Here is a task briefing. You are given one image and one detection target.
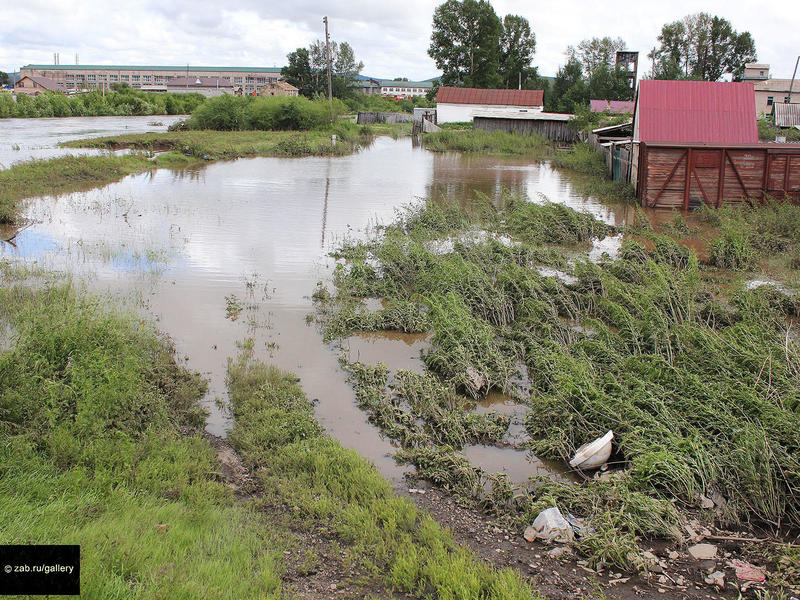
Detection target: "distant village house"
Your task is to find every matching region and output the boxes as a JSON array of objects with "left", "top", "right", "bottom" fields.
[
  {"left": 258, "top": 80, "right": 299, "bottom": 97},
  {"left": 742, "top": 63, "right": 800, "bottom": 118},
  {"left": 14, "top": 75, "right": 65, "bottom": 96}
]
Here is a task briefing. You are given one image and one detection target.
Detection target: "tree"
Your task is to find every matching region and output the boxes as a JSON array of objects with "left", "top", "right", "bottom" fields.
[
  {"left": 587, "top": 63, "right": 632, "bottom": 101},
  {"left": 547, "top": 58, "right": 587, "bottom": 112},
  {"left": 285, "top": 39, "right": 363, "bottom": 99},
  {"left": 648, "top": 13, "right": 756, "bottom": 81},
  {"left": 567, "top": 37, "right": 626, "bottom": 79},
  {"left": 281, "top": 48, "right": 315, "bottom": 98},
  {"left": 332, "top": 41, "right": 364, "bottom": 98},
  {"left": 498, "top": 14, "right": 536, "bottom": 89},
  {"left": 428, "top": 0, "right": 503, "bottom": 88},
  {"left": 0, "top": 71, "right": 9, "bottom": 87}
]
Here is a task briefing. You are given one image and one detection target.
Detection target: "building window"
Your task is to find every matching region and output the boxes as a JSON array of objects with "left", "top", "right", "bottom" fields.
[
  {"left": 155, "top": 75, "right": 164, "bottom": 82},
  {"left": 131, "top": 75, "right": 140, "bottom": 82},
  {"left": 143, "top": 75, "right": 152, "bottom": 82},
  {"left": 234, "top": 77, "right": 242, "bottom": 83},
  {"left": 66, "top": 74, "right": 74, "bottom": 81},
  {"left": 109, "top": 75, "right": 118, "bottom": 82},
  {"left": 120, "top": 75, "right": 129, "bottom": 81},
  {"left": 760, "top": 71, "right": 765, "bottom": 77},
  {"left": 785, "top": 96, "right": 791, "bottom": 103},
  {"left": 767, "top": 96, "right": 774, "bottom": 106},
  {"left": 87, "top": 75, "right": 96, "bottom": 82}
]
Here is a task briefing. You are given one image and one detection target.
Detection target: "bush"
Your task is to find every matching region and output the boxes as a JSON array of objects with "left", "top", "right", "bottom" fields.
[{"left": 185, "top": 95, "right": 345, "bottom": 131}]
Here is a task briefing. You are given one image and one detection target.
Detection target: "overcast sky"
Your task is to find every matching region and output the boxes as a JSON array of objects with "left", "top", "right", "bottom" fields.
[{"left": 1, "top": 0, "right": 798, "bottom": 81}]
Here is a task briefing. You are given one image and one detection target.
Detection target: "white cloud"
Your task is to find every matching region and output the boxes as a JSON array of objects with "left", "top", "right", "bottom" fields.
[{"left": 0, "top": 0, "right": 797, "bottom": 80}]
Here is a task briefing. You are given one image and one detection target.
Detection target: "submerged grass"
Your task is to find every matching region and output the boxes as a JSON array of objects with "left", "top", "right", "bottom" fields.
[
  {"left": 318, "top": 192, "right": 800, "bottom": 570},
  {"left": 0, "top": 154, "right": 154, "bottom": 223},
  {"left": 227, "top": 341, "right": 542, "bottom": 599}
]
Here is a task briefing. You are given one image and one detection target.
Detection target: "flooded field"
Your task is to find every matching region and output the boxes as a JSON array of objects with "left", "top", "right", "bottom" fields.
[
  {"left": 2, "top": 135, "right": 645, "bottom": 486},
  {"left": 0, "top": 114, "right": 185, "bottom": 169}
]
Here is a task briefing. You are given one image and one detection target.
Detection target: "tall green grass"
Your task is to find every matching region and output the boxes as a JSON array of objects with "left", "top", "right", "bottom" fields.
[
  {"left": 423, "top": 129, "right": 553, "bottom": 157},
  {"left": 0, "top": 269, "right": 283, "bottom": 598}
]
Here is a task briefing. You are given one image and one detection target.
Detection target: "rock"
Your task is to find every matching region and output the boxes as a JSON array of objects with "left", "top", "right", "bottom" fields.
[
  {"left": 524, "top": 507, "right": 574, "bottom": 544},
  {"left": 688, "top": 543, "right": 718, "bottom": 560},
  {"left": 732, "top": 559, "right": 766, "bottom": 582},
  {"left": 547, "top": 546, "right": 573, "bottom": 559},
  {"left": 704, "top": 571, "right": 725, "bottom": 590},
  {"left": 698, "top": 494, "right": 715, "bottom": 509},
  {"left": 658, "top": 575, "right": 669, "bottom": 585},
  {"left": 668, "top": 551, "right": 680, "bottom": 560}
]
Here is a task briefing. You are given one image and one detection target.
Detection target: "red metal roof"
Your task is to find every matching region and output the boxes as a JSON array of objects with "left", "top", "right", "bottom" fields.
[
  {"left": 436, "top": 86, "right": 544, "bottom": 107},
  {"left": 636, "top": 80, "right": 757, "bottom": 144},
  {"left": 590, "top": 99, "right": 634, "bottom": 114}
]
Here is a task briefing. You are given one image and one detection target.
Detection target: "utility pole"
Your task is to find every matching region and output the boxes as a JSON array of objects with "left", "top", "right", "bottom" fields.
[
  {"left": 323, "top": 16, "right": 334, "bottom": 123},
  {"left": 788, "top": 55, "right": 799, "bottom": 104}
]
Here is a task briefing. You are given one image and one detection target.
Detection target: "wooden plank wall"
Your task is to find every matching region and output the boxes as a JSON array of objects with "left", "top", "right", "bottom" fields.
[
  {"left": 473, "top": 117, "right": 577, "bottom": 143},
  {"left": 356, "top": 111, "right": 413, "bottom": 125},
  {"left": 640, "top": 145, "right": 800, "bottom": 208}
]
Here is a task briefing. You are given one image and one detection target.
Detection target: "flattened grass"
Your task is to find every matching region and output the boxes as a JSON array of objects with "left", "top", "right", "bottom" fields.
[{"left": 318, "top": 192, "right": 800, "bottom": 570}]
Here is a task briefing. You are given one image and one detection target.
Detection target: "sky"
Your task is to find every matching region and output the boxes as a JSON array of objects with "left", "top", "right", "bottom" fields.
[{"left": 1, "top": 0, "right": 798, "bottom": 82}]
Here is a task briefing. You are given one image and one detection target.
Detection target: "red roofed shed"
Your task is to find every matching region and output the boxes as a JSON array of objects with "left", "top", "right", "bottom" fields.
[
  {"left": 634, "top": 80, "right": 757, "bottom": 144},
  {"left": 632, "top": 80, "right": 800, "bottom": 209},
  {"left": 435, "top": 86, "right": 544, "bottom": 123}
]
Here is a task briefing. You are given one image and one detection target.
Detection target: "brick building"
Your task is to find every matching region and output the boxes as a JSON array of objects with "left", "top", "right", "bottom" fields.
[{"left": 19, "top": 65, "right": 282, "bottom": 94}]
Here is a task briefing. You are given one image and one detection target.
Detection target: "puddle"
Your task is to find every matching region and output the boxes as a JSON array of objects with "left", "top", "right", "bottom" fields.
[
  {"left": 341, "top": 331, "right": 430, "bottom": 373},
  {"left": 463, "top": 444, "right": 574, "bottom": 486},
  {"left": 2, "top": 136, "right": 644, "bottom": 484}
]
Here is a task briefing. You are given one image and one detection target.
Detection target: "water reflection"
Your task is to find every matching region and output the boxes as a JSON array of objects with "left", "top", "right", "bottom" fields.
[
  {"left": 3, "top": 136, "right": 636, "bottom": 484},
  {"left": 0, "top": 115, "right": 185, "bottom": 169}
]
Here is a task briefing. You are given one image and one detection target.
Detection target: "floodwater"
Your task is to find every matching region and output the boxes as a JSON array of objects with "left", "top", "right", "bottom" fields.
[
  {"left": 0, "top": 114, "right": 185, "bottom": 169},
  {"left": 1, "top": 134, "right": 637, "bottom": 486}
]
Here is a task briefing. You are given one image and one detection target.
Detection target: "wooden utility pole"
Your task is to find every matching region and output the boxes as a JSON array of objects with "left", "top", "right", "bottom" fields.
[{"left": 323, "top": 16, "right": 334, "bottom": 123}]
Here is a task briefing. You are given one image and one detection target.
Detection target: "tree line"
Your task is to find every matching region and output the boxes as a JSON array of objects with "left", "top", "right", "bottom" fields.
[{"left": 427, "top": 1, "right": 758, "bottom": 113}]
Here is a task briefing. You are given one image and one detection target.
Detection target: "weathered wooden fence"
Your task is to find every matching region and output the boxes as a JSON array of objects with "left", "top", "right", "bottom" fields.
[
  {"left": 473, "top": 116, "right": 577, "bottom": 143},
  {"left": 356, "top": 111, "right": 413, "bottom": 125}
]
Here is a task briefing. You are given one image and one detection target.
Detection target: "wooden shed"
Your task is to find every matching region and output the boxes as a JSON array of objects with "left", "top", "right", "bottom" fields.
[
  {"left": 631, "top": 80, "right": 800, "bottom": 208},
  {"left": 637, "top": 143, "right": 800, "bottom": 208},
  {"left": 473, "top": 110, "right": 576, "bottom": 142}
]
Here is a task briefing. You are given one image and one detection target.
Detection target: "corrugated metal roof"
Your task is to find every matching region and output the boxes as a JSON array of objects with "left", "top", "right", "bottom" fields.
[
  {"left": 636, "top": 80, "right": 757, "bottom": 144},
  {"left": 22, "top": 64, "right": 282, "bottom": 73},
  {"left": 436, "top": 86, "right": 543, "bottom": 107},
  {"left": 473, "top": 108, "right": 571, "bottom": 121},
  {"left": 590, "top": 99, "right": 634, "bottom": 114},
  {"left": 773, "top": 103, "right": 800, "bottom": 128}
]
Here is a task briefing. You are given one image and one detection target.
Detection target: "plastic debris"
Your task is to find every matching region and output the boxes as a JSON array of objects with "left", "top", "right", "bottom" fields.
[
  {"left": 569, "top": 430, "right": 614, "bottom": 471},
  {"left": 732, "top": 559, "right": 766, "bottom": 582},
  {"left": 524, "top": 507, "right": 574, "bottom": 544}
]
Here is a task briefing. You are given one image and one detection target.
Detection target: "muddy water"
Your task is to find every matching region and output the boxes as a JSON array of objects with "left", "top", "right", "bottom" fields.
[
  {"left": 0, "top": 115, "right": 185, "bottom": 169},
  {"left": 2, "top": 137, "right": 635, "bottom": 485}
]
